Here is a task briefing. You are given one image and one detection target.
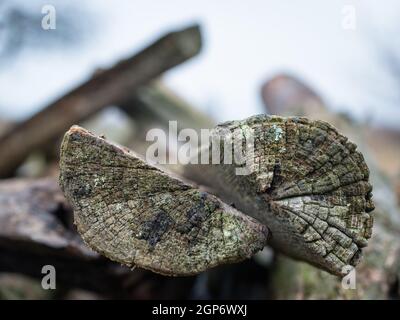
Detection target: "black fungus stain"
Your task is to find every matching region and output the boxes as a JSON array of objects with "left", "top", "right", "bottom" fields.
[
  {"left": 266, "top": 161, "right": 282, "bottom": 194},
  {"left": 138, "top": 210, "right": 174, "bottom": 249},
  {"left": 176, "top": 192, "right": 219, "bottom": 239},
  {"left": 73, "top": 184, "right": 92, "bottom": 198}
]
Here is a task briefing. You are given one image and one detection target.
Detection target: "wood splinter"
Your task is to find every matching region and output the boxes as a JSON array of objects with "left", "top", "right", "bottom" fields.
[{"left": 59, "top": 126, "right": 269, "bottom": 276}]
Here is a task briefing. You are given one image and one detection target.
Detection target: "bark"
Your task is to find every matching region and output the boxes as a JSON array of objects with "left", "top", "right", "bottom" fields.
[
  {"left": 183, "top": 115, "right": 374, "bottom": 276},
  {"left": 0, "top": 24, "right": 202, "bottom": 178},
  {"left": 59, "top": 126, "right": 269, "bottom": 276}
]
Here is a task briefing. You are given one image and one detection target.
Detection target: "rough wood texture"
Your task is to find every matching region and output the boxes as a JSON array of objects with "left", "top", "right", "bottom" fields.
[
  {"left": 261, "top": 74, "right": 399, "bottom": 299},
  {"left": 184, "top": 115, "right": 374, "bottom": 276},
  {"left": 0, "top": 24, "right": 202, "bottom": 178},
  {"left": 271, "top": 217, "right": 400, "bottom": 299},
  {"left": 59, "top": 126, "right": 269, "bottom": 276},
  {"left": 0, "top": 178, "right": 202, "bottom": 298}
]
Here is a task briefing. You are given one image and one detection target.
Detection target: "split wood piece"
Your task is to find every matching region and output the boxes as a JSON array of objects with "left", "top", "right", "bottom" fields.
[
  {"left": 183, "top": 115, "right": 374, "bottom": 276},
  {"left": 0, "top": 24, "right": 202, "bottom": 178},
  {"left": 59, "top": 126, "right": 269, "bottom": 276}
]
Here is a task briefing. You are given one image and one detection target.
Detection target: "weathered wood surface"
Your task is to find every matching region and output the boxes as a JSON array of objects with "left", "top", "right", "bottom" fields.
[
  {"left": 0, "top": 177, "right": 200, "bottom": 298},
  {"left": 0, "top": 25, "right": 202, "bottom": 178},
  {"left": 59, "top": 114, "right": 374, "bottom": 277},
  {"left": 59, "top": 126, "right": 269, "bottom": 276},
  {"left": 184, "top": 115, "right": 374, "bottom": 276},
  {"left": 261, "top": 74, "right": 399, "bottom": 299}
]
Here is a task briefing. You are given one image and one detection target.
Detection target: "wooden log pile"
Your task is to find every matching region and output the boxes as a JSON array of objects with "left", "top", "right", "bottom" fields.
[{"left": 0, "top": 25, "right": 397, "bottom": 299}]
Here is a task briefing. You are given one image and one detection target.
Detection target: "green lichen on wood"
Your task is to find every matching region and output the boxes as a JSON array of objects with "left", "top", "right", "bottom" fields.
[
  {"left": 60, "top": 113, "right": 375, "bottom": 277},
  {"left": 184, "top": 115, "right": 374, "bottom": 276},
  {"left": 59, "top": 126, "right": 269, "bottom": 276}
]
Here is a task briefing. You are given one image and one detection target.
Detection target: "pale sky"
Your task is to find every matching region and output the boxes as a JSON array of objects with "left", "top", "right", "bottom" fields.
[{"left": 0, "top": 0, "right": 399, "bottom": 128}]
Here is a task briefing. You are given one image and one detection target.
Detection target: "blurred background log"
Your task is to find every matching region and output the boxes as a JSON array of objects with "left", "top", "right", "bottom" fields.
[
  {"left": 120, "top": 80, "right": 214, "bottom": 132},
  {"left": 118, "top": 79, "right": 215, "bottom": 170},
  {"left": 0, "top": 178, "right": 123, "bottom": 295},
  {"left": 34, "top": 79, "right": 215, "bottom": 174},
  {"left": 0, "top": 24, "right": 202, "bottom": 178}
]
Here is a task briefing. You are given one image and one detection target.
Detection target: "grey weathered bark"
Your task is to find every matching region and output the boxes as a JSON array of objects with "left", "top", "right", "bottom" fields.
[
  {"left": 0, "top": 24, "right": 202, "bottom": 178},
  {"left": 183, "top": 115, "right": 374, "bottom": 276},
  {"left": 59, "top": 126, "right": 269, "bottom": 276}
]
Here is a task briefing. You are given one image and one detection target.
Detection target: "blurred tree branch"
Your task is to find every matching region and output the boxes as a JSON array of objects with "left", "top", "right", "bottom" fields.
[{"left": 0, "top": 24, "right": 202, "bottom": 178}]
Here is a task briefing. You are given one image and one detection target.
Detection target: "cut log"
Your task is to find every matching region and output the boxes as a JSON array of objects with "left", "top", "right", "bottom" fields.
[
  {"left": 183, "top": 115, "right": 374, "bottom": 276},
  {"left": 59, "top": 126, "right": 269, "bottom": 276},
  {"left": 0, "top": 24, "right": 202, "bottom": 178},
  {"left": 59, "top": 114, "right": 374, "bottom": 277},
  {"left": 261, "top": 74, "right": 399, "bottom": 299}
]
